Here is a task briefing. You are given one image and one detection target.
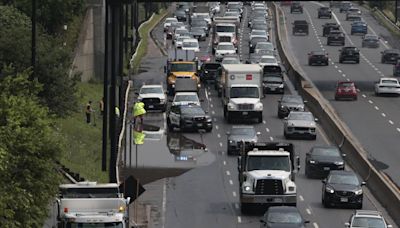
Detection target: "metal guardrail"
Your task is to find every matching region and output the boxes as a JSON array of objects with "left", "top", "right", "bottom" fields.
[{"left": 272, "top": 3, "right": 400, "bottom": 226}]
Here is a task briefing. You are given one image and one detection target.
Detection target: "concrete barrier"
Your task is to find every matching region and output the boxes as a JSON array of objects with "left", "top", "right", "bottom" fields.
[{"left": 271, "top": 3, "right": 400, "bottom": 225}]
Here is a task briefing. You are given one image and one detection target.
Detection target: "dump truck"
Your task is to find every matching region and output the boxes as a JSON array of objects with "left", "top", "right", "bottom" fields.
[
  {"left": 238, "top": 142, "right": 300, "bottom": 214},
  {"left": 165, "top": 48, "right": 200, "bottom": 95},
  {"left": 212, "top": 16, "right": 240, "bottom": 52}
]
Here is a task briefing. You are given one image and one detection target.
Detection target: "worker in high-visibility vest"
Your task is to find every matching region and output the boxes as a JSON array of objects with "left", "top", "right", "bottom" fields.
[
  {"left": 133, "top": 102, "right": 146, "bottom": 124},
  {"left": 133, "top": 123, "right": 145, "bottom": 145}
]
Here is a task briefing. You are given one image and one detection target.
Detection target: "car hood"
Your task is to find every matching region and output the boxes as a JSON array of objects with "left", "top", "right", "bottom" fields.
[
  {"left": 287, "top": 120, "right": 316, "bottom": 127},
  {"left": 311, "top": 155, "right": 343, "bottom": 163},
  {"left": 217, "top": 32, "right": 234, "bottom": 37},
  {"left": 248, "top": 170, "right": 290, "bottom": 180},
  {"left": 182, "top": 113, "right": 207, "bottom": 118},
  {"left": 329, "top": 183, "right": 360, "bottom": 192},
  {"left": 139, "top": 93, "right": 165, "bottom": 99},
  {"left": 216, "top": 50, "right": 236, "bottom": 54},
  {"left": 191, "top": 31, "right": 205, "bottom": 35},
  {"left": 281, "top": 102, "right": 304, "bottom": 108}
]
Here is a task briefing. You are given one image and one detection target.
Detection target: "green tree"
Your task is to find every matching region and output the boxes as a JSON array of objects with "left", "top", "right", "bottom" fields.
[
  {"left": 1, "top": 0, "right": 84, "bottom": 35},
  {"left": 0, "top": 5, "right": 78, "bottom": 117},
  {"left": 0, "top": 69, "right": 63, "bottom": 227}
]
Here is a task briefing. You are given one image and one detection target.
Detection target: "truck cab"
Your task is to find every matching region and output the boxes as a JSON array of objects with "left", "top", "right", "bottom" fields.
[
  {"left": 238, "top": 142, "right": 299, "bottom": 214},
  {"left": 221, "top": 64, "right": 263, "bottom": 123}
]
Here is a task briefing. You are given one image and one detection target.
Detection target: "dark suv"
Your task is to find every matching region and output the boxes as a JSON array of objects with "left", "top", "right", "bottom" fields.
[
  {"left": 339, "top": 47, "right": 360, "bottom": 64},
  {"left": 322, "top": 170, "right": 365, "bottom": 209},
  {"left": 167, "top": 105, "right": 213, "bottom": 132},
  {"left": 318, "top": 6, "right": 332, "bottom": 18},
  {"left": 290, "top": 2, "right": 303, "bottom": 13},
  {"left": 199, "top": 62, "right": 221, "bottom": 83},
  {"left": 323, "top": 23, "right": 340, "bottom": 36},
  {"left": 381, "top": 49, "right": 400, "bottom": 64},
  {"left": 394, "top": 60, "right": 400, "bottom": 77},
  {"left": 327, "top": 30, "right": 345, "bottom": 46},
  {"left": 292, "top": 20, "right": 308, "bottom": 35}
]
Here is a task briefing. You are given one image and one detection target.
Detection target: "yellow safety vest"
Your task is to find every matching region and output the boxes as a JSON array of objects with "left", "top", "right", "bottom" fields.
[{"left": 133, "top": 102, "right": 146, "bottom": 117}]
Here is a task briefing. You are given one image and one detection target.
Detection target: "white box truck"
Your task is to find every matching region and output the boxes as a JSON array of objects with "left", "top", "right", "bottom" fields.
[{"left": 221, "top": 64, "right": 263, "bottom": 123}]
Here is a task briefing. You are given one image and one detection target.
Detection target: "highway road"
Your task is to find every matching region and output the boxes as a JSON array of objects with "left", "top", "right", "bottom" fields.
[
  {"left": 122, "top": 2, "right": 398, "bottom": 228},
  {"left": 281, "top": 1, "right": 400, "bottom": 187}
]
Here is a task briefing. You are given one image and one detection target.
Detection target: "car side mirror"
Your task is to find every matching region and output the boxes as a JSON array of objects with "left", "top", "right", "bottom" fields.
[
  {"left": 315, "top": 118, "right": 319, "bottom": 122},
  {"left": 339, "top": 50, "right": 342, "bottom": 52},
  {"left": 342, "top": 153, "right": 347, "bottom": 157},
  {"left": 200, "top": 99, "right": 205, "bottom": 102},
  {"left": 322, "top": 180, "right": 326, "bottom": 184},
  {"left": 345, "top": 222, "right": 350, "bottom": 227},
  {"left": 256, "top": 132, "right": 261, "bottom": 136},
  {"left": 304, "top": 220, "right": 310, "bottom": 224},
  {"left": 284, "top": 117, "right": 288, "bottom": 120},
  {"left": 361, "top": 181, "right": 366, "bottom": 186},
  {"left": 260, "top": 219, "right": 266, "bottom": 225},
  {"left": 387, "top": 225, "right": 393, "bottom": 228}
]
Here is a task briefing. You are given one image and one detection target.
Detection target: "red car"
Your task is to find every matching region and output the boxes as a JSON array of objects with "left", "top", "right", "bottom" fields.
[{"left": 335, "top": 81, "right": 357, "bottom": 100}]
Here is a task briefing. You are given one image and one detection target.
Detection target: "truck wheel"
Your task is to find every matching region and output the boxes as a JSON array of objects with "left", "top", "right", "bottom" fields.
[
  {"left": 167, "top": 119, "right": 174, "bottom": 132},
  {"left": 218, "top": 90, "right": 222, "bottom": 97},
  {"left": 308, "top": 60, "right": 312, "bottom": 66},
  {"left": 356, "top": 203, "right": 363, "bottom": 209},
  {"left": 311, "top": 135, "right": 317, "bottom": 140},
  {"left": 339, "top": 58, "right": 343, "bottom": 63},
  {"left": 257, "top": 114, "right": 263, "bottom": 123},
  {"left": 284, "top": 131, "right": 289, "bottom": 139},
  {"left": 356, "top": 59, "right": 360, "bottom": 64}
]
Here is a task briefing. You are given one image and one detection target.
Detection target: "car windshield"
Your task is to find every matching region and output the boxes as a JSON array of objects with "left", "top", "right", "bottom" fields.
[
  {"left": 176, "top": 29, "right": 188, "bottom": 35},
  {"left": 216, "top": 26, "right": 235, "bottom": 33},
  {"left": 312, "top": 147, "right": 340, "bottom": 157},
  {"left": 267, "top": 212, "right": 302, "bottom": 224},
  {"left": 225, "top": 12, "right": 239, "bottom": 17},
  {"left": 218, "top": 44, "right": 234, "bottom": 50},
  {"left": 204, "top": 63, "right": 221, "bottom": 70},
  {"left": 289, "top": 112, "right": 313, "bottom": 121},
  {"left": 222, "top": 58, "right": 240, "bottom": 64},
  {"left": 230, "top": 87, "right": 259, "bottom": 98},
  {"left": 165, "top": 18, "right": 177, "bottom": 23},
  {"left": 260, "top": 58, "right": 277, "bottom": 64},
  {"left": 352, "top": 217, "right": 386, "bottom": 228},
  {"left": 248, "top": 156, "right": 290, "bottom": 171},
  {"left": 257, "top": 43, "right": 273, "bottom": 50},
  {"left": 282, "top": 96, "right": 303, "bottom": 103},
  {"left": 181, "top": 106, "right": 204, "bottom": 115},
  {"left": 328, "top": 174, "right": 359, "bottom": 185},
  {"left": 170, "top": 63, "right": 196, "bottom": 72},
  {"left": 183, "top": 41, "right": 198, "bottom": 48},
  {"left": 192, "top": 20, "right": 207, "bottom": 27},
  {"left": 364, "top": 35, "right": 378, "bottom": 40},
  {"left": 177, "top": 36, "right": 190, "bottom": 42},
  {"left": 252, "top": 31, "right": 267, "bottom": 36},
  {"left": 339, "top": 82, "right": 354, "bottom": 88},
  {"left": 174, "top": 94, "right": 199, "bottom": 102},
  {"left": 191, "top": 28, "right": 204, "bottom": 33},
  {"left": 382, "top": 79, "right": 398, "bottom": 84},
  {"left": 140, "top": 87, "right": 163, "bottom": 94},
  {"left": 231, "top": 127, "right": 255, "bottom": 136}
]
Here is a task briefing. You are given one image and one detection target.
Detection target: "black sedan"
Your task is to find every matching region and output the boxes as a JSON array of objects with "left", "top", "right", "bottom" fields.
[
  {"left": 190, "top": 27, "right": 206, "bottom": 41},
  {"left": 381, "top": 49, "right": 400, "bottom": 64},
  {"left": 308, "top": 51, "right": 329, "bottom": 66},
  {"left": 305, "top": 146, "right": 345, "bottom": 178},
  {"left": 167, "top": 105, "right": 212, "bottom": 132},
  {"left": 260, "top": 206, "right": 309, "bottom": 228},
  {"left": 277, "top": 95, "right": 305, "bottom": 119},
  {"left": 322, "top": 170, "right": 365, "bottom": 209},
  {"left": 226, "top": 125, "right": 259, "bottom": 155},
  {"left": 199, "top": 62, "right": 221, "bottom": 83},
  {"left": 249, "top": 37, "right": 269, "bottom": 54},
  {"left": 174, "top": 10, "right": 187, "bottom": 22}
]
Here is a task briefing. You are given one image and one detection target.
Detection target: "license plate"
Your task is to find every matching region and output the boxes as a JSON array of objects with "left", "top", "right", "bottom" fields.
[
  {"left": 272, "top": 198, "right": 283, "bottom": 203},
  {"left": 270, "top": 88, "right": 276, "bottom": 91},
  {"left": 148, "top": 105, "right": 154, "bottom": 108},
  {"left": 340, "top": 197, "right": 348, "bottom": 202},
  {"left": 197, "top": 123, "right": 203, "bottom": 127},
  {"left": 242, "top": 111, "right": 248, "bottom": 115},
  {"left": 324, "top": 167, "right": 330, "bottom": 171}
]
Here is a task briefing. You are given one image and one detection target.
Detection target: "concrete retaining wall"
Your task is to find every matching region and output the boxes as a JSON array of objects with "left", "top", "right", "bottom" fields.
[{"left": 271, "top": 3, "right": 400, "bottom": 225}]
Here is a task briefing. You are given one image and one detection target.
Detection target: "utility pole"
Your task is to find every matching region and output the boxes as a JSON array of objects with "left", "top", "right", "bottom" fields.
[
  {"left": 102, "top": 0, "right": 109, "bottom": 172},
  {"left": 31, "top": 0, "right": 36, "bottom": 79}
]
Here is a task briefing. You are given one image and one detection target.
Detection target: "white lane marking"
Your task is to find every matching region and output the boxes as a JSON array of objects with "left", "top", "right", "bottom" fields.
[
  {"left": 313, "top": 222, "right": 320, "bottom": 228},
  {"left": 299, "top": 195, "right": 304, "bottom": 201},
  {"left": 237, "top": 216, "right": 242, "bottom": 223},
  {"left": 362, "top": 94, "right": 367, "bottom": 98},
  {"left": 334, "top": 65, "right": 338, "bottom": 68},
  {"left": 397, "top": 128, "right": 400, "bottom": 132},
  {"left": 229, "top": 179, "right": 233, "bottom": 185},
  {"left": 210, "top": 104, "right": 214, "bottom": 108},
  {"left": 213, "top": 118, "right": 217, "bottom": 121},
  {"left": 216, "top": 125, "right": 219, "bottom": 130},
  {"left": 374, "top": 106, "right": 379, "bottom": 110},
  {"left": 212, "top": 110, "right": 215, "bottom": 115},
  {"left": 382, "top": 113, "right": 386, "bottom": 117},
  {"left": 232, "top": 191, "right": 237, "bottom": 197},
  {"left": 217, "top": 134, "right": 221, "bottom": 138},
  {"left": 226, "top": 170, "right": 231, "bottom": 176},
  {"left": 346, "top": 78, "right": 350, "bottom": 81},
  {"left": 389, "top": 120, "right": 394, "bottom": 125},
  {"left": 235, "top": 203, "right": 239, "bottom": 209},
  {"left": 163, "top": 112, "right": 167, "bottom": 130},
  {"left": 263, "top": 120, "right": 267, "bottom": 124},
  {"left": 269, "top": 136, "right": 274, "bottom": 141},
  {"left": 266, "top": 128, "right": 270, "bottom": 132},
  {"left": 342, "top": 73, "right": 346, "bottom": 77},
  {"left": 161, "top": 179, "right": 167, "bottom": 228},
  {"left": 368, "top": 100, "right": 373, "bottom": 104},
  {"left": 306, "top": 208, "right": 312, "bottom": 215},
  {"left": 338, "top": 69, "right": 342, "bottom": 73},
  {"left": 223, "top": 160, "right": 226, "bottom": 165},
  {"left": 219, "top": 142, "right": 223, "bottom": 147}
]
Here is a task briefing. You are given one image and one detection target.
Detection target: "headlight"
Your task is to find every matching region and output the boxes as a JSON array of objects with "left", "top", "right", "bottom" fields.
[
  {"left": 309, "top": 160, "right": 316, "bottom": 164},
  {"left": 278, "top": 84, "right": 284, "bottom": 88},
  {"left": 334, "top": 161, "right": 344, "bottom": 165},
  {"left": 137, "top": 97, "right": 143, "bottom": 101},
  {"left": 244, "top": 186, "right": 251, "bottom": 191},
  {"left": 204, "top": 70, "right": 208, "bottom": 73},
  {"left": 228, "top": 103, "right": 235, "bottom": 109},
  {"left": 288, "top": 186, "right": 295, "bottom": 192},
  {"left": 325, "top": 186, "right": 335, "bottom": 193},
  {"left": 255, "top": 103, "right": 263, "bottom": 110},
  {"left": 229, "top": 140, "right": 234, "bottom": 144},
  {"left": 206, "top": 116, "right": 212, "bottom": 122},
  {"left": 280, "top": 105, "right": 285, "bottom": 109},
  {"left": 242, "top": 183, "right": 253, "bottom": 193},
  {"left": 355, "top": 188, "right": 363, "bottom": 195},
  {"left": 171, "top": 84, "right": 175, "bottom": 88},
  {"left": 160, "top": 98, "right": 165, "bottom": 103}
]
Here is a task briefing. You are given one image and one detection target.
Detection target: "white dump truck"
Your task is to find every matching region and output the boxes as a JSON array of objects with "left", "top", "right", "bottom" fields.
[
  {"left": 56, "top": 181, "right": 134, "bottom": 228},
  {"left": 221, "top": 64, "right": 263, "bottom": 123}
]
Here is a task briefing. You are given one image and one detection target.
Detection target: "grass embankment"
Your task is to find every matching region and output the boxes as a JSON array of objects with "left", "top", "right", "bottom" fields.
[
  {"left": 131, "top": 9, "right": 167, "bottom": 73},
  {"left": 371, "top": 9, "right": 400, "bottom": 38},
  {"left": 57, "top": 82, "right": 109, "bottom": 183}
]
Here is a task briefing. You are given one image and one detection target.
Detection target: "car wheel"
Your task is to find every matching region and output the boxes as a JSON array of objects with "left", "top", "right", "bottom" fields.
[
  {"left": 325, "top": 61, "right": 329, "bottom": 66},
  {"left": 356, "top": 59, "right": 360, "bottom": 64},
  {"left": 327, "top": 41, "right": 330, "bottom": 46},
  {"left": 241, "top": 203, "right": 252, "bottom": 214},
  {"left": 308, "top": 60, "right": 312, "bottom": 66},
  {"left": 354, "top": 96, "right": 358, "bottom": 101},
  {"left": 335, "top": 96, "right": 339, "bottom": 101},
  {"left": 218, "top": 90, "right": 222, "bottom": 97},
  {"left": 356, "top": 203, "right": 363, "bottom": 209},
  {"left": 381, "top": 58, "right": 385, "bottom": 64},
  {"left": 339, "top": 58, "right": 343, "bottom": 63},
  {"left": 311, "top": 135, "right": 317, "bottom": 140},
  {"left": 305, "top": 167, "right": 311, "bottom": 178},
  {"left": 167, "top": 119, "right": 174, "bottom": 132},
  {"left": 323, "top": 197, "right": 330, "bottom": 208},
  {"left": 258, "top": 114, "right": 263, "bottom": 123},
  {"left": 278, "top": 113, "right": 284, "bottom": 119},
  {"left": 329, "top": 16, "right": 332, "bottom": 19},
  {"left": 284, "top": 131, "right": 289, "bottom": 139}
]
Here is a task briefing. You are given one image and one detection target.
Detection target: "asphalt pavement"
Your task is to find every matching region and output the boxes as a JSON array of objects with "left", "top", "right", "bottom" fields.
[{"left": 121, "top": 2, "right": 398, "bottom": 228}]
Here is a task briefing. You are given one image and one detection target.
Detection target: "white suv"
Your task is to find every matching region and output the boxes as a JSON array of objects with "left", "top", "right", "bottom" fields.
[
  {"left": 345, "top": 210, "right": 393, "bottom": 228},
  {"left": 137, "top": 84, "right": 167, "bottom": 112}
]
